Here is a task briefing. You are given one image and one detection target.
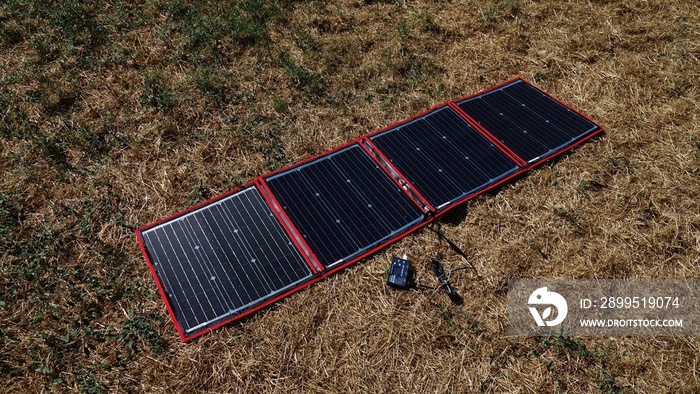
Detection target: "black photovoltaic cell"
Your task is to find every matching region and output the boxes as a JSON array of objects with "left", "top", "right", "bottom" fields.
[
  {"left": 264, "top": 144, "right": 424, "bottom": 268},
  {"left": 370, "top": 106, "right": 520, "bottom": 210},
  {"left": 139, "top": 186, "right": 313, "bottom": 335},
  {"left": 457, "top": 79, "right": 599, "bottom": 163}
]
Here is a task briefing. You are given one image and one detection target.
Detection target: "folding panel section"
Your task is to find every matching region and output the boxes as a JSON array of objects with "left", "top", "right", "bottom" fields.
[
  {"left": 263, "top": 144, "right": 425, "bottom": 269},
  {"left": 368, "top": 106, "right": 521, "bottom": 210},
  {"left": 456, "top": 79, "right": 601, "bottom": 163},
  {"left": 137, "top": 186, "right": 314, "bottom": 339}
]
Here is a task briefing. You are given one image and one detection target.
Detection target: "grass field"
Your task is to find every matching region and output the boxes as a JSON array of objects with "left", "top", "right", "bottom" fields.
[{"left": 1, "top": 0, "right": 699, "bottom": 392}]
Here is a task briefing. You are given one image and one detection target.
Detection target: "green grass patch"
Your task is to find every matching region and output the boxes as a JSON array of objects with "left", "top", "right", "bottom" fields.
[
  {"left": 141, "top": 72, "right": 175, "bottom": 112},
  {"left": 279, "top": 51, "right": 329, "bottom": 102}
]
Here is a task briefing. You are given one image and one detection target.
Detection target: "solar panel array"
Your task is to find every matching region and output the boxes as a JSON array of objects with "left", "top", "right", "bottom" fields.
[{"left": 136, "top": 77, "right": 602, "bottom": 341}]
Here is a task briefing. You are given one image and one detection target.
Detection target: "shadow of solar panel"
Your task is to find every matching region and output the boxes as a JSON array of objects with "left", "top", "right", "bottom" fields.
[
  {"left": 369, "top": 106, "right": 521, "bottom": 210},
  {"left": 138, "top": 186, "right": 313, "bottom": 336},
  {"left": 456, "top": 79, "right": 601, "bottom": 163},
  {"left": 264, "top": 144, "right": 424, "bottom": 268}
]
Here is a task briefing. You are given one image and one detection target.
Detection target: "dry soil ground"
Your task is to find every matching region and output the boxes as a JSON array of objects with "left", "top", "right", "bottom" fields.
[{"left": 1, "top": 0, "right": 699, "bottom": 392}]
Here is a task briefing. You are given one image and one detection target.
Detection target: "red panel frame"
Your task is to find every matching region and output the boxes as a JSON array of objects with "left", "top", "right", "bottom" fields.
[
  {"left": 255, "top": 178, "right": 322, "bottom": 275},
  {"left": 135, "top": 77, "right": 604, "bottom": 341},
  {"left": 447, "top": 101, "right": 528, "bottom": 167},
  {"left": 358, "top": 139, "right": 435, "bottom": 213}
]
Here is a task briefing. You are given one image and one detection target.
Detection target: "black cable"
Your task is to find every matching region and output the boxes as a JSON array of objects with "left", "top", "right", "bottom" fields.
[
  {"left": 424, "top": 222, "right": 483, "bottom": 304},
  {"left": 391, "top": 223, "right": 477, "bottom": 303},
  {"left": 426, "top": 223, "right": 480, "bottom": 277},
  {"left": 431, "top": 259, "right": 463, "bottom": 305}
]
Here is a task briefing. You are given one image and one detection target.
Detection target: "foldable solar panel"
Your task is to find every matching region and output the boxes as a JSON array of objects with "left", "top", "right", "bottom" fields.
[
  {"left": 367, "top": 105, "right": 521, "bottom": 211},
  {"left": 263, "top": 144, "right": 425, "bottom": 269},
  {"left": 137, "top": 186, "right": 314, "bottom": 336},
  {"left": 456, "top": 79, "right": 600, "bottom": 164},
  {"left": 136, "top": 77, "right": 603, "bottom": 341}
]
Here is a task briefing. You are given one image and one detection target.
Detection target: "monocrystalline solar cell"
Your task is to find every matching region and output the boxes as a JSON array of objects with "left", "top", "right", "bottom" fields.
[
  {"left": 456, "top": 79, "right": 600, "bottom": 163},
  {"left": 139, "top": 186, "right": 313, "bottom": 336},
  {"left": 264, "top": 144, "right": 424, "bottom": 268},
  {"left": 369, "top": 106, "right": 520, "bottom": 210}
]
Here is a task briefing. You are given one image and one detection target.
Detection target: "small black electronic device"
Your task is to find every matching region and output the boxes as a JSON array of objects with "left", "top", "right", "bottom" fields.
[{"left": 387, "top": 257, "right": 414, "bottom": 290}]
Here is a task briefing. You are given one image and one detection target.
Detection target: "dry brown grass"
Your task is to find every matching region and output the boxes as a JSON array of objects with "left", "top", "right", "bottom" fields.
[{"left": 1, "top": 0, "right": 699, "bottom": 392}]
